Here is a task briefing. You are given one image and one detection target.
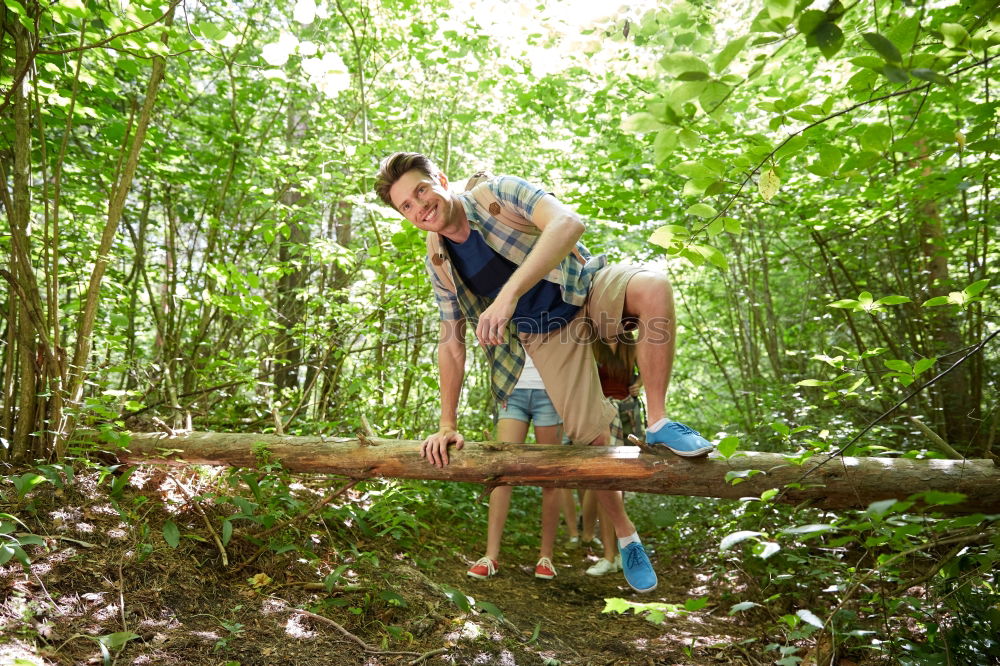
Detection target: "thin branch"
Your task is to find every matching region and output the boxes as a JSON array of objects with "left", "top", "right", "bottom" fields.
[
  {"left": 287, "top": 607, "right": 423, "bottom": 657},
  {"left": 36, "top": 0, "right": 182, "bottom": 55}
]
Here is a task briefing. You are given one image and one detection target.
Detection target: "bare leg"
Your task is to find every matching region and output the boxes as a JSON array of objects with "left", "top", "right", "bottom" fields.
[
  {"left": 484, "top": 486, "right": 512, "bottom": 561},
  {"left": 559, "top": 490, "right": 579, "bottom": 539},
  {"left": 598, "top": 501, "right": 617, "bottom": 562},
  {"left": 623, "top": 272, "right": 675, "bottom": 425},
  {"left": 589, "top": 429, "right": 636, "bottom": 537},
  {"left": 535, "top": 424, "right": 563, "bottom": 560},
  {"left": 580, "top": 490, "right": 598, "bottom": 541},
  {"left": 485, "top": 419, "right": 530, "bottom": 561}
]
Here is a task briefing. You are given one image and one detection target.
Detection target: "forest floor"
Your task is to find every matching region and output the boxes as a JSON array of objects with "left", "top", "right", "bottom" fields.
[{"left": 0, "top": 464, "right": 848, "bottom": 665}]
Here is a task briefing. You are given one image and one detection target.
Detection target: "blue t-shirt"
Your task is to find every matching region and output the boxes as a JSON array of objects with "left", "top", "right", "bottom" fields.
[{"left": 444, "top": 230, "right": 580, "bottom": 333}]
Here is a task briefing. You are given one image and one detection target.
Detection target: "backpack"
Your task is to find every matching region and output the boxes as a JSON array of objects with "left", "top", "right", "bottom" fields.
[{"left": 425, "top": 172, "right": 584, "bottom": 294}]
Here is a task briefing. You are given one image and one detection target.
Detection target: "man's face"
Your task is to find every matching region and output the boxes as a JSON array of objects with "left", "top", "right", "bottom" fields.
[{"left": 388, "top": 169, "right": 454, "bottom": 233}]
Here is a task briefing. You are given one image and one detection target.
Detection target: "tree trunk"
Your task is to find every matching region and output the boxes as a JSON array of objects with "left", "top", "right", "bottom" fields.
[
  {"left": 99, "top": 431, "right": 1000, "bottom": 514},
  {"left": 59, "top": 6, "right": 175, "bottom": 456}
]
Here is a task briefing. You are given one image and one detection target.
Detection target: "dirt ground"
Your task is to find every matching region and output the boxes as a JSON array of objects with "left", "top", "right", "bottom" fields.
[{"left": 1, "top": 467, "right": 777, "bottom": 665}]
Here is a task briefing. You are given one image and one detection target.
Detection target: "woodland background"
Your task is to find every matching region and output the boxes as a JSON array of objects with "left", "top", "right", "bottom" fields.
[{"left": 1, "top": 0, "right": 998, "bottom": 664}]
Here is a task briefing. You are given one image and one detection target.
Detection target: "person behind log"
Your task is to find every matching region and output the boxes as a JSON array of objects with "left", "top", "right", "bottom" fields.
[
  {"left": 467, "top": 354, "right": 565, "bottom": 580},
  {"left": 374, "top": 152, "right": 714, "bottom": 593},
  {"left": 582, "top": 331, "right": 644, "bottom": 576}
]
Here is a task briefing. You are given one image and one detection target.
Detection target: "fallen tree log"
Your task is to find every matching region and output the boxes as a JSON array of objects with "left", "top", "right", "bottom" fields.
[{"left": 98, "top": 431, "right": 1000, "bottom": 514}]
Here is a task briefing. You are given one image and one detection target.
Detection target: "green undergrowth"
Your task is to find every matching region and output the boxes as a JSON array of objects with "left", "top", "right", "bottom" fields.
[{"left": 3, "top": 453, "right": 1000, "bottom": 665}]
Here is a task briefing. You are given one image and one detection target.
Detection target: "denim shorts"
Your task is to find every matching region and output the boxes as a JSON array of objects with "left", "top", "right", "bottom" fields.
[{"left": 497, "top": 388, "right": 563, "bottom": 427}]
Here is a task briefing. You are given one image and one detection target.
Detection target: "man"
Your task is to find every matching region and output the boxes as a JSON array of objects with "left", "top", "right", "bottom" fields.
[{"left": 374, "top": 152, "right": 713, "bottom": 593}]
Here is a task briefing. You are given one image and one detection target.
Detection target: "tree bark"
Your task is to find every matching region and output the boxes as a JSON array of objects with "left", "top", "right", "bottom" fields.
[
  {"left": 59, "top": 7, "right": 175, "bottom": 457},
  {"left": 97, "top": 431, "right": 1000, "bottom": 514}
]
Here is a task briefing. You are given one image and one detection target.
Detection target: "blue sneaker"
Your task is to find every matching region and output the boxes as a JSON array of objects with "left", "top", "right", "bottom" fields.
[
  {"left": 619, "top": 541, "right": 657, "bottom": 593},
  {"left": 646, "top": 420, "right": 714, "bottom": 458}
]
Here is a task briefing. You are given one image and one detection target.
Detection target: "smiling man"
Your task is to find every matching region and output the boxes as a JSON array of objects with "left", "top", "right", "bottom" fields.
[{"left": 374, "top": 152, "right": 713, "bottom": 593}]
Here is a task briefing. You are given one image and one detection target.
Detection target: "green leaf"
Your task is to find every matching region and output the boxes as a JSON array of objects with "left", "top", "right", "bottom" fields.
[
  {"left": 677, "top": 70, "right": 709, "bottom": 81},
  {"left": 963, "top": 279, "right": 990, "bottom": 297},
  {"left": 828, "top": 299, "right": 860, "bottom": 309},
  {"left": 163, "top": 520, "right": 180, "bottom": 548},
  {"left": 940, "top": 23, "right": 969, "bottom": 49},
  {"left": 910, "top": 68, "right": 952, "bottom": 86},
  {"left": 689, "top": 244, "right": 728, "bottom": 270},
  {"left": 714, "top": 35, "right": 750, "bottom": 73},
  {"left": 755, "top": 541, "right": 781, "bottom": 559},
  {"left": 678, "top": 128, "right": 699, "bottom": 149},
  {"left": 621, "top": 112, "right": 665, "bottom": 133},
  {"left": 717, "top": 436, "right": 739, "bottom": 458},
  {"left": 659, "top": 53, "right": 709, "bottom": 77},
  {"left": 915, "top": 490, "right": 966, "bottom": 506},
  {"left": 602, "top": 597, "right": 632, "bottom": 614},
  {"left": 653, "top": 129, "right": 679, "bottom": 164},
  {"left": 725, "top": 469, "right": 763, "bottom": 485},
  {"left": 475, "top": 600, "right": 504, "bottom": 620},
  {"left": 672, "top": 161, "right": 716, "bottom": 180},
  {"left": 379, "top": 590, "right": 409, "bottom": 607},
  {"left": 883, "top": 359, "right": 911, "bottom": 373},
  {"left": 912, "top": 357, "right": 936, "bottom": 376},
  {"left": 729, "top": 601, "right": 760, "bottom": 614},
  {"left": 968, "top": 139, "right": 1000, "bottom": 153},
  {"left": 707, "top": 218, "right": 725, "bottom": 236},
  {"left": 98, "top": 632, "right": 140, "bottom": 649},
  {"left": 866, "top": 499, "right": 898, "bottom": 516},
  {"left": 440, "top": 585, "right": 472, "bottom": 613},
  {"left": 922, "top": 295, "right": 951, "bottom": 307},
  {"left": 724, "top": 217, "right": 742, "bottom": 234},
  {"left": 796, "top": 10, "right": 826, "bottom": 35},
  {"left": 808, "top": 21, "right": 844, "bottom": 59},
  {"left": 863, "top": 32, "right": 902, "bottom": 63},
  {"left": 861, "top": 124, "right": 892, "bottom": 153},
  {"left": 774, "top": 135, "right": 807, "bottom": 162},
  {"left": 684, "top": 596, "right": 709, "bottom": 611},
  {"left": 720, "top": 530, "right": 763, "bottom": 551},
  {"left": 796, "top": 379, "right": 829, "bottom": 386},
  {"left": 876, "top": 295, "right": 911, "bottom": 305},
  {"left": 781, "top": 524, "right": 838, "bottom": 536},
  {"left": 221, "top": 519, "right": 233, "bottom": 547},
  {"left": 765, "top": 0, "right": 795, "bottom": 21},
  {"left": 760, "top": 488, "right": 779, "bottom": 502},
  {"left": 758, "top": 168, "right": 780, "bottom": 202},
  {"left": 882, "top": 65, "right": 910, "bottom": 83},
  {"left": 648, "top": 225, "right": 688, "bottom": 249},
  {"left": 796, "top": 609, "right": 825, "bottom": 629},
  {"left": 770, "top": 422, "right": 791, "bottom": 436},
  {"left": 12, "top": 473, "right": 47, "bottom": 499},
  {"left": 685, "top": 203, "right": 717, "bottom": 218}
]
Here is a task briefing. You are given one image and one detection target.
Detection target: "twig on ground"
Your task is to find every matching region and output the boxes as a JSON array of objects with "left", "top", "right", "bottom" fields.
[
  {"left": 410, "top": 647, "right": 448, "bottom": 664},
  {"left": 288, "top": 607, "right": 424, "bottom": 657},
  {"left": 168, "top": 473, "right": 229, "bottom": 566}
]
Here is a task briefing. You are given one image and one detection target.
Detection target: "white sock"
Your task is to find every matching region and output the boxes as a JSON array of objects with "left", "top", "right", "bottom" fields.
[
  {"left": 617, "top": 531, "right": 641, "bottom": 549},
  {"left": 647, "top": 418, "right": 670, "bottom": 433}
]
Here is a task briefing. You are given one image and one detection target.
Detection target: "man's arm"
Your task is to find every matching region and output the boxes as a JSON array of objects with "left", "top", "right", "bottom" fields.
[
  {"left": 422, "top": 317, "right": 467, "bottom": 467},
  {"left": 476, "top": 194, "right": 585, "bottom": 346}
]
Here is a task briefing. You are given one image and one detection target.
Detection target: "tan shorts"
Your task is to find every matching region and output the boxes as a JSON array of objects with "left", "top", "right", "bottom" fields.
[{"left": 520, "top": 264, "right": 648, "bottom": 445}]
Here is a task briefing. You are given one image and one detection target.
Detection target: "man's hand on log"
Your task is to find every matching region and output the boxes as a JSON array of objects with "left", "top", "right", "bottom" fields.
[{"left": 421, "top": 427, "right": 465, "bottom": 467}]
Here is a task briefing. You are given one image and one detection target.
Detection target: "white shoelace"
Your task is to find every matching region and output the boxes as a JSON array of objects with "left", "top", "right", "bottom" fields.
[
  {"left": 471, "top": 557, "right": 496, "bottom": 575},
  {"left": 536, "top": 557, "right": 556, "bottom": 576}
]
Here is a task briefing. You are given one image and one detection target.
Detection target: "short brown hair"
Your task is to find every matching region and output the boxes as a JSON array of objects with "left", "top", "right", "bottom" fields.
[{"left": 374, "top": 152, "right": 441, "bottom": 209}]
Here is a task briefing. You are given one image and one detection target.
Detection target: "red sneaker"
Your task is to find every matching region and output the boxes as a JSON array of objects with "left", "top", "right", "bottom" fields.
[
  {"left": 534, "top": 557, "right": 556, "bottom": 579},
  {"left": 467, "top": 557, "right": 499, "bottom": 579}
]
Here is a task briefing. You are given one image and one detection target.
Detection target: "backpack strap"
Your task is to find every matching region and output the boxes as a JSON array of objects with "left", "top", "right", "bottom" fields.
[
  {"left": 466, "top": 178, "right": 586, "bottom": 263},
  {"left": 426, "top": 232, "right": 455, "bottom": 293}
]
